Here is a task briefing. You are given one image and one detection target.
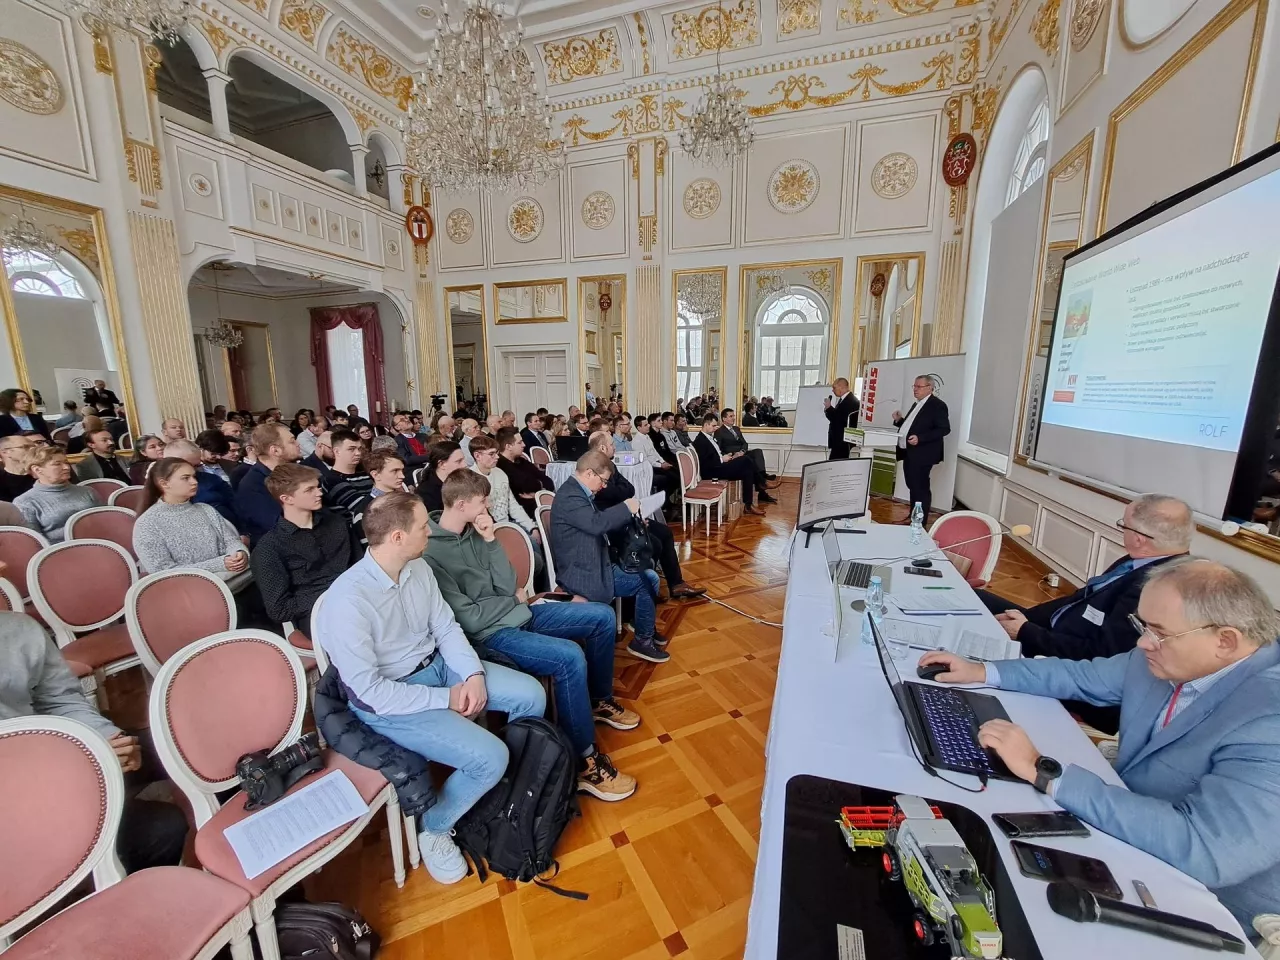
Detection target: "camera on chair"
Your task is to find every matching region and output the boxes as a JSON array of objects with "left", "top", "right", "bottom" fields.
[{"left": 235, "top": 733, "right": 324, "bottom": 810}]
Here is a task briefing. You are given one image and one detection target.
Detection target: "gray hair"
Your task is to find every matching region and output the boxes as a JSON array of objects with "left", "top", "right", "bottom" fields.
[
  {"left": 370, "top": 436, "right": 398, "bottom": 454},
  {"left": 1146, "top": 558, "right": 1279, "bottom": 647},
  {"left": 1130, "top": 493, "right": 1193, "bottom": 553},
  {"left": 163, "top": 439, "right": 200, "bottom": 463}
]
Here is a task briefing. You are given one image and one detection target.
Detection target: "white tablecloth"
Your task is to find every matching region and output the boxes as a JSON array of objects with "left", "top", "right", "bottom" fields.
[
  {"left": 545, "top": 459, "right": 653, "bottom": 503},
  {"left": 745, "top": 523, "right": 1254, "bottom": 959}
]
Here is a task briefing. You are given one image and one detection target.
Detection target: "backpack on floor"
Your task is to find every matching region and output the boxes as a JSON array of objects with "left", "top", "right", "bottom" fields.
[
  {"left": 275, "top": 901, "right": 380, "bottom": 960},
  {"left": 452, "top": 717, "right": 586, "bottom": 899}
]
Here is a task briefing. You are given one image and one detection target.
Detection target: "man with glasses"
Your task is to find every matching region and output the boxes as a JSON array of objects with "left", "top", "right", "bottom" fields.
[
  {"left": 920, "top": 558, "right": 1280, "bottom": 932},
  {"left": 0, "top": 434, "right": 35, "bottom": 501}
]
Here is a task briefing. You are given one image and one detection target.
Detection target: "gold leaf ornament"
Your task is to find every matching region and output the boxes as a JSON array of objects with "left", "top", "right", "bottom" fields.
[
  {"left": 768, "top": 159, "right": 819, "bottom": 213},
  {"left": 326, "top": 27, "right": 413, "bottom": 110},
  {"left": 279, "top": 0, "right": 329, "bottom": 46},
  {"left": 0, "top": 39, "right": 65, "bottom": 115},
  {"left": 540, "top": 29, "right": 623, "bottom": 84},
  {"left": 670, "top": 0, "right": 760, "bottom": 60},
  {"left": 1070, "top": 0, "right": 1106, "bottom": 51}
]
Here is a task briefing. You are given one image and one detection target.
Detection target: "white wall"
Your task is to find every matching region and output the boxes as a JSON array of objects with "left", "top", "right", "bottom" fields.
[{"left": 12, "top": 292, "right": 108, "bottom": 411}]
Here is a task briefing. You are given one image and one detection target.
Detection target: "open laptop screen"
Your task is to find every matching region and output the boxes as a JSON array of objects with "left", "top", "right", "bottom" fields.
[{"left": 821, "top": 519, "right": 841, "bottom": 569}]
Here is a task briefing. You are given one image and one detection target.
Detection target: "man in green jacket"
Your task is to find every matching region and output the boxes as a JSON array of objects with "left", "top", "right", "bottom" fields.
[{"left": 424, "top": 469, "right": 640, "bottom": 802}]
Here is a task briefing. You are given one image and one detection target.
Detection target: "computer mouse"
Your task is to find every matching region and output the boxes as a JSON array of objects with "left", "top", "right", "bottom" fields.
[{"left": 916, "top": 662, "right": 949, "bottom": 681}]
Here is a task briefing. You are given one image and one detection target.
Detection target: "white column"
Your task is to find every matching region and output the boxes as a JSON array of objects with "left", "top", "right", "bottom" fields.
[
  {"left": 350, "top": 143, "right": 369, "bottom": 197},
  {"left": 202, "top": 68, "right": 233, "bottom": 143}
]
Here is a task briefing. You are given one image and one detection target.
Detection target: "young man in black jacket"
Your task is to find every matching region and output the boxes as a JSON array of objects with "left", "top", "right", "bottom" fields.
[{"left": 693, "top": 414, "right": 762, "bottom": 514}]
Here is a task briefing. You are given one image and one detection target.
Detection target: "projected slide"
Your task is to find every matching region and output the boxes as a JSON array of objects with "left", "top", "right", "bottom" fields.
[{"left": 1042, "top": 168, "right": 1280, "bottom": 455}]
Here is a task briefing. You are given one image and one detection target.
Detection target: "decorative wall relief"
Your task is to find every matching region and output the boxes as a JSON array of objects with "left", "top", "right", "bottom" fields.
[
  {"left": 507, "top": 197, "right": 545, "bottom": 242},
  {"left": 1031, "top": 0, "right": 1062, "bottom": 57},
  {"left": 0, "top": 39, "right": 65, "bottom": 115},
  {"left": 580, "top": 190, "right": 615, "bottom": 229},
  {"left": 539, "top": 28, "right": 624, "bottom": 84},
  {"left": 326, "top": 25, "right": 413, "bottom": 110},
  {"left": 683, "top": 178, "right": 722, "bottom": 219},
  {"left": 1070, "top": 0, "right": 1106, "bottom": 50},
  {"left": 668, "top": 0, "right": 760, "bottom": 60},
  {"left": 767, "top": 159, "right": 819, "bottom": 213},
  {"left": 279, "top": 0, "right": 330, "bottom": 47},
  {"left": 445, "top": 208, "right": 474, "bottom": 244},
  {"left": 870, "top": 152, "right": 918, "bottom": 198},
  {"left": 778, "top": 0, "right": 821, "bottom": 37}
]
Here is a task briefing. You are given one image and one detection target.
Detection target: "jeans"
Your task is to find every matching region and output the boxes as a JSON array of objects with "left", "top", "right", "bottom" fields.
[
  {"left": 484, "top": 602, "right": 617, "bottom": 757},
  {"left": 612, "top": 566, "right": 660, "bottom": 640},
  {"left": 353, "top": 658, "right": 546, "bottom": 833}
]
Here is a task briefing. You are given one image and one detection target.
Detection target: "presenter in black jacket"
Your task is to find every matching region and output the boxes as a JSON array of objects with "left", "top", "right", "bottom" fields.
[
  {"left": 823, "top": 378, "right": 859, "bottom": 459},
  {"left": 891, "top": 375, "right": 950, "bottom": 519}
]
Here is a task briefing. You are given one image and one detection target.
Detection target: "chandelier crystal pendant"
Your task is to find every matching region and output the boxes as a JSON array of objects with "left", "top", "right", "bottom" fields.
[
  {"left": 679, "top": 273, "right": 723, "bottom": 322},
  {"left": 204, "top": 264, "right": 245, "bottom": 350},
  {"left": 1, "top": 204, "right": 63, "bottom": 262},
  {"left": 757, "top": 269, "right": 788, "bottom": 298},
  {"left": 404, "top": 0, "right": 565, "bottom": 194},
  {"left": 678, "top": 0, "right": 754, "bottom": 167},
  {"left": 63, "top": 2, "right": 190, "bottom": 42}
]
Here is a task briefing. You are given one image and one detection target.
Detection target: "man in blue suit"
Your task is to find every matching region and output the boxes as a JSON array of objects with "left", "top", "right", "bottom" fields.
[{"left": 922, "top": 558, "right": 1280, "bottom": 931}]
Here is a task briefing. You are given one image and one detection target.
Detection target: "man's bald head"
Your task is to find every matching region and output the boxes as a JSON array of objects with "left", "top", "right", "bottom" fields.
[{"left": 1128, "top": 494, "right": 1194, "bottom": 557}]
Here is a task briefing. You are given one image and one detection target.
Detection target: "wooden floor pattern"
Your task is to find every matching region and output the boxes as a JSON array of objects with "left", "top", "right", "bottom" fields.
[{"left": 297, "top": 483, "right": 1070, "bottom": 960}]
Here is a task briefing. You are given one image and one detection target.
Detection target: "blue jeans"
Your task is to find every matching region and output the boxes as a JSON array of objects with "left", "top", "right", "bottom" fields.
[
  {"left": 484, "top": 601, "right": 616, "bottom": 757},
  {"left": 352, "top": 658, "right": 545, "bottom": 833},
  {"left": 612, "top": 566, "right": 660, "bottom": 640}
]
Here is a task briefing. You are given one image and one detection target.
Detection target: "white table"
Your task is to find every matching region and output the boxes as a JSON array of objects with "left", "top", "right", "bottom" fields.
[
  {"left": 745, "top": 523, "right": 1255, "bottom": 959},
  {"left": 545, "top": 460, "right": 654, "bottom": 502}
]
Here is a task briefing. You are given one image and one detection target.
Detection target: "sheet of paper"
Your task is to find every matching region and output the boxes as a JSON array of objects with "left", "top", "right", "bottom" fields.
[
  {"left": 940, "top": 616, "right": 1022, "bottom": 661},
  {"left": 223, "top": 770, "right": 367, "bottom": 879},
  {"left": 889, "top": 590, "right": 985, "bottom": 615},
  {"left": 879, "top": 618, "right": 942, "bottom": 650},
  {"left": 639, "top": 491, "right": 666, "bottom": 517}
]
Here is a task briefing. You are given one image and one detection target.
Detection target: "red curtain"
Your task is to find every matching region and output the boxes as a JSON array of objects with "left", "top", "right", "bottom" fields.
[
  {"left": 309, "top": 303, "right": 389, "bottom": 425},
  {"left": 226, "top": 340, "right": 250, "bottom": 410}
]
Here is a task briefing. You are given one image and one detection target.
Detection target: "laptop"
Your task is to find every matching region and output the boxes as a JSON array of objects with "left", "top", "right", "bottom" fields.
[
  {"left": 555, "top": 435, "right": 589, "bottom": 461},
  {"left": 821, "top": 520, "right": 891, "bottom": 591},
  {"left": 869, "top": 615, "right": 1018, "bottom": 782}
]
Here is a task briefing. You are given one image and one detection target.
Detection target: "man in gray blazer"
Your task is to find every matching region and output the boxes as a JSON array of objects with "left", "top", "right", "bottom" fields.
[
  {"left": 548, "top": 450, "right": 668, "bottom": 664},
  {"left": 922, "top": 558, "right": 1280, "bottom": 930}
]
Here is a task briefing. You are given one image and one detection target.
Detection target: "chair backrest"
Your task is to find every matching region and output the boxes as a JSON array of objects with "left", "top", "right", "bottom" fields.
[
  {"left": 535, "top": 504, "right": 557, "bottom": 589},
  {"left": 676, "top": 449, "right": 697, "bottom": 492},
  {"left": 50, "top": 426, "right": 73, "bottom": 448},
  {"left": 0, "top": 526, "right": 50, "bottom": 601},
  {"left": 0, "top": 716, "right": 125, "bottom": 941},
  {"left": 412, "top": 467, "right": 425, "bottom": 487},
  {"left": 79, "top": 478, "right": 126, "bottom": 505},
  {"left": 150, "top": 631, "right": 306, "bottom": 824},
  {"left": 28, "top": 539, "right": 138, "bottom": 638},
  {"left": 529, "top": 445, "right": 551, "bottom": 468},
  {"left": 126, "top": 569, "right": 237, "bottom": 675},
  {"left": 493, "top": 522, "right": 535, "bottom": 595},
  {"left": 0, "top": 576, "right": 23, "bottom": 612},
  {"left": 107, "top": 485, "right": 147, "bottom": 513},
  {"left": 309, "top": 592, "right": 331, "bottom": 674},
  {"left": 65, "top": 506, "right": 137, "bottom": 558},
  {"left": 533, "top": 489, "right": 555, "bottom": 510},
  {"left": 928, "top": 510, "right": 1002, "bottom": 585}
]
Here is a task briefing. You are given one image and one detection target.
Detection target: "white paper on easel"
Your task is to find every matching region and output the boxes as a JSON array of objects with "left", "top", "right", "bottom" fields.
[{"left": 223, "top": 770, "right": 367, "bottom": 878}]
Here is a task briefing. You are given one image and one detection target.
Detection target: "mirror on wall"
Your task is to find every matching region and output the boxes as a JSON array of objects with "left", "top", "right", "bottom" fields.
[
  {"left": 494, "top": 279, "right": 567, "bottom": 324},
  {"left": 0, "top": 188, "right": 136, "bottom": 445},
  {"left": 672, "top": 267, "right": 726, "bottom": 409},
  {"left": 852, "top": 253, "right": 926, "bottom": 374},
  {"left": 445, "top": 285, "right": 487, "bottom": 415},
  {"left": 578, "top": 276, "right": 625, "bottom": 409}
]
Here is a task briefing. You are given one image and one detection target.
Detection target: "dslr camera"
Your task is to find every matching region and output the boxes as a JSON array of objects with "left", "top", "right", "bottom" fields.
[{"left": 236, "top": 733, "right": 324, "bottom": 810}]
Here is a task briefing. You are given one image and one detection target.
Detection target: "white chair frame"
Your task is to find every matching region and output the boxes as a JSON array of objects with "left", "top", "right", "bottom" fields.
[
  {"left": 533, "top": 489, "right": 555, "bottom": 510},
  {"left": 125, "top": 567, "right": 238, "bottom": 676},
  {"left": 63, "top": 505, "right": 137, "bottom": 545},
  {"left": 0, "top": 716, "right": 253, "bottom": 960},
  {"left": 492, "top": 521, "right": 535, "bottom": 595},
  {"left": 0, "top": 524, "right": 50, "bottom": 603},
  {"left": 928, "top": 510, "right": 1003, "bottom": 585},
  {"left": 150, "top": 630, "right": 405, "bottom": 960},
  {"left": 676, "top": 449, "right": 724, "bottom": 536},
  {"left": 107, "top": 484, "right": 146, "bottom": 509},
  {"left": 0, "top": 575, "right": 22, "bottom": 611}
]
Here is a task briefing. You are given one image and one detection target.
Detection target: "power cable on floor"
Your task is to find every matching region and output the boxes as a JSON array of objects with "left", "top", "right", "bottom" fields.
[{"left": 702, "top": 594, "right": 784, "bottom": 629}]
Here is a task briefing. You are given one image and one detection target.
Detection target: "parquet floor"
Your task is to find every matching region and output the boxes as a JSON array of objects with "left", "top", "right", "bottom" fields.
[{"left": 290, "top": 482, "right": 1071, "bottom": 960}]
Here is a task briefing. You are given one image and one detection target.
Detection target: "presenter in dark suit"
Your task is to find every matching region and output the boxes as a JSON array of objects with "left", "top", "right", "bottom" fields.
[
  {"left": 693, "top": 414, "right": 761, "bottom": 514},
  {"left": 892, "top": 375, "right": 949, "bottom": 519},
  {"left": 520, "top": 412, "right": 549, "bottom": 452},
  {"left": 822, "top": 378, "right": 859, "bottom": 459}
]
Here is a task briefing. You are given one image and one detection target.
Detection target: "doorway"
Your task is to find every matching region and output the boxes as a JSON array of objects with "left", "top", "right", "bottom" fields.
[{"left": 496, "top": 346, "right": 570, "bottom": 416}]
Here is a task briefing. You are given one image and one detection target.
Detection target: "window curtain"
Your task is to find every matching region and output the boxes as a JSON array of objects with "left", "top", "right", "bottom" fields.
[
  {"left": 309, "top": 303, "right": 389, "bottom": 424},
  {"left": 226, "top": 338, "right": 250, "bottom": 410}
]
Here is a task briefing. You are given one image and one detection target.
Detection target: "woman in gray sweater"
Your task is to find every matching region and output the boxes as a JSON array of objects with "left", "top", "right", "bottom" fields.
[
  {"left": 132, "top": 457, "right": 248, "bottom": 580},
  {"left": 13, "top": 448, "right": 99, "bottom": 543}
]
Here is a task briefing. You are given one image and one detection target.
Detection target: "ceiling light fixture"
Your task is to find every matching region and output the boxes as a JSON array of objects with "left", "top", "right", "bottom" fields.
[
  {"left": 203, "top": 263, "right": 244, "bottom": 350},
  {"left": 678, "top": 0, "right": 754, "bottom": 167},
  {"left": 1, "top": 203, "right": 63, "bottom": 262},
  {"left": 63, "top": 2, "right": 189, "bottom": 42}
]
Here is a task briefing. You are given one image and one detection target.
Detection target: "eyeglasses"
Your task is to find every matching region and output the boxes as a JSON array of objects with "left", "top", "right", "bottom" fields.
[
  {"left": 1128, "top": 613, "right": 1220, "bottom": 644},
  {"left": 1115, "top": 519, "right": 1155, "bottom": 539}
]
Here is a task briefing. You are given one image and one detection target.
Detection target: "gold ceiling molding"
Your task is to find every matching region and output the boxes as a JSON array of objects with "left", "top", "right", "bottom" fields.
[
  {"left": 989, "top": 0, "right": 1028, "bottom": 53},
  {"left": 563, "top": 92, "right": 664, "bottom": 145},
  {"left": 838, "top": 0, "right": 979, "bottom": 28},
  {"left": 279, "top": 0, "right": 329, "bottom": 48},
  {"left": 326, "top": 24, "right": 414, "bottom": 111},
  {"left": 632, "top": 13, "right": 652, "bottom": 74},
  {"left": 0, "top": 38, "right": 65, "bottom": 116},
  {"left": 200, "top": 20, "right": 235, "bottom": 57},
  {"left": 353, "top": 110, "right": 376, "bottom": 134},
  {"left": 1030, "top": 0, "right": 1062, "bottom": 58},
  {"left": 540, "top": 28, "right": 623, "bottom": 85},
  {"left": 236, "top": 0, "right": 267, "bottom": 13},
  {"left": 145, "top": 43, "right": 164, "bottom": 92},
  {"left": 1070, "top": 0, "right": 1106, "bottom": 51},
  {"left": 747, "top": 73, "right": 857, "bottom": 115},
  {"left": 778, "top": 0, "right": 821, "bottom": 36},
  {"left": 956, "top": 35, "right": 979, "bottom": 83},
  {"left": 669, "top": 0, "right": 760, "bottom": 61}
]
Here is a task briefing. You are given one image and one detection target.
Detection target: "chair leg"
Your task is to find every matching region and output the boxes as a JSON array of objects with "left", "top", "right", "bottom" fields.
[
  {"left": 385, "top": 790, "right": 406, "bottom": 889},
  {"left": 228, "top": 910, "right": 254, "bottom": 960},
  {"left": 405, "top": 813, "right": 421, "bottom": 868},
  {"left": 250, "top": 896, "right": 281, "bottom": 960}
]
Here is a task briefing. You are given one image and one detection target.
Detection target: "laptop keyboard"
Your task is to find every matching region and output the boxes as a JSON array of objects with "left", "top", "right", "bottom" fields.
[
  {"left": 914, "top": 685, "right": 994, "bottom": 775},
  {"left": 835, "top": 561, "right": 875, "bottom": 589}
]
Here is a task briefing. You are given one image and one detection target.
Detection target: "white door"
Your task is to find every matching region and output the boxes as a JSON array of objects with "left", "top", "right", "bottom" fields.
[{"left": 501, "top": 347, "right": 569, "bottom": 415}]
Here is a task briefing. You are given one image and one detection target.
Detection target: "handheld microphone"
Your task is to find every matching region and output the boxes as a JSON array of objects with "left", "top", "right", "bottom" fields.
[{"left": 1046, "top": 882, "right": 1246, "bottom": 953}]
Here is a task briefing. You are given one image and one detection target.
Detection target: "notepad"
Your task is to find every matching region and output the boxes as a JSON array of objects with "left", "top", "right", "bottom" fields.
[
  {"left": 879, "top": 617, "right": 1020, "bottom": 661},
  {"left": 889, "top": 590, "right": 985, "bottom": 616}
]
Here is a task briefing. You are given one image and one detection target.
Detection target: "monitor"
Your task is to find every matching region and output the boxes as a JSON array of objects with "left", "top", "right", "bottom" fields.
[
  {"left": 797, "top": 457, "right": 872, "bottom": 531},
  {"left": 555, "top": 435, "right": 589, "bottom": 461}
]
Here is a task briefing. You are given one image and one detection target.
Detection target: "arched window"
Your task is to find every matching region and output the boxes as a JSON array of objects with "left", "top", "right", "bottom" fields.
[
  {"left": 4, "top": 250, "right": 88, "bottom": 298},
  {"left": 1005, "top": 97, "right": 1050, "bottom": 207},
  {"left": 754, "top": 289, "right": 828, "bottom": 406},
  {"left": 675, "top": 302, "right": 704, "bottom": 400}
]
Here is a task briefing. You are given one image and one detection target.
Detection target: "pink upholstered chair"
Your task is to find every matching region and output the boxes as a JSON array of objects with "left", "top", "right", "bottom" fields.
[
  {"left": 0, "top": 576, "right": 23, "bottom": 612},
  {"left": 493, "top": 522, "right": 535, "bottom": 595},
  {"left": 533, "top": 489, "right": 555, "bottom": 510},
  {"left": 0, "top": 525, "right": 49, "bottom": 607},
  {"left": 150, "top": 630, "right": 405, "bottom": 960},
  {"left": 529, "top": 445, "right": 551, "bottom": 469},
  {"left": 79, "top": 477, "right": 127, "bottom": 505},
  {"left": 676, "top": 448, "right": 725, "bottom": 536},
  {"left": 534, "top": 504, "right": 557, "bottom": 588},
  {"left": 126, "top": 568, "right": 236, "bottom": 675},
  {"left": 928, "top": 510, "right": 1003, "bottom": 587},
  {"left": 108, "top": 484, "right": 148, "bottom": 513},
  {"left": 0, "top": 715, "right": 254, "bottom": 959},
  {"left": 65, "top": 506, "right": 138, "bottom": 559}
]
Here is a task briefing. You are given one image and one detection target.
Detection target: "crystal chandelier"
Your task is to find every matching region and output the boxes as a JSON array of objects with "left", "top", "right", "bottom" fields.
[
  {"left": 63, "top": 2, "right": 189, "bottom": 42},
  {"left": 1, "top": 204, "right": 62, "bottom": 262},
  {"left": 404, "top": 0, "right": 565, "bottom": 194},
  {"left": 679, "top": 273, "right": 723, "bottom": 322},
  {"left": 203, "top": 264, "right": 244, "bottom": 350},
  {"left": 757, "top": 269, "right": 788, "bottom": 298},
  {"left": 678, "top": 0, "right": 754, "bottom": 167}
]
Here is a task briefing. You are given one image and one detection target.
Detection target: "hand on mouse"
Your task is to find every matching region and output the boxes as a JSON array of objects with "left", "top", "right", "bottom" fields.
[{"left": 917, "top": 652, "right": 985, "bottom": 685}]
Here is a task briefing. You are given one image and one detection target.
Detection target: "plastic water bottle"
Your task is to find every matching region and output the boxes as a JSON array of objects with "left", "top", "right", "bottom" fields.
[
  {"left": 860, "top": 575, "right": 885, "bottom": 646},
  {"left": 909, "top": 501, "right": 924, "bottom": 545}
]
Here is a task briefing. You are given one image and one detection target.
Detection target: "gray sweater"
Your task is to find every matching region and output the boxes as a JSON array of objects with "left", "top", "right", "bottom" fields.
[
  {"left": 132, "top": 500, "right": 246, "bottom": 577},
  {"left": 14, "top": 482, "right": 100, "bottom": 543},
  {"left": 0, "top": 612, "right": 119, "bottom": 737}
]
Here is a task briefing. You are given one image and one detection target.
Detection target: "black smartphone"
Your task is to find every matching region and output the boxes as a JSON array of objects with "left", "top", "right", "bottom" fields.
[
  {"left": 993, "top": 811, "right": 1090, "bottom": 839},
  {"left": 1010, "top": 840, "right": 1123, "bottom": 900},
  {"left": 902, "top": 566, "right": 944, "bottom": 578}
]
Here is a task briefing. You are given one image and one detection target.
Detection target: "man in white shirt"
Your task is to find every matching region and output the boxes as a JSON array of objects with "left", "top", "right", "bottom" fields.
[
  {"left": 315, "top": 491, "right": 546, "bottom": 885},
  {"left": 296, "top": 415, "right": 327, "bottom": 458},
  {"left": 458, "top": 418, "right": 481, "bottom": 465}
]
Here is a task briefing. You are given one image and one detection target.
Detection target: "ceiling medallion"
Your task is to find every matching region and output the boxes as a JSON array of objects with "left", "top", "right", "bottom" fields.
[
  {"left": 871, "top": 152, "right": 918, "bottom": 199},
  {"left": 0, "top": 40, "right": 65, "bottom": 116},
  {"left": 507, "top": 197, "right": 544, "bottom": 242},
  {"left": 187, "top": 173, "right": 213, "bottom": 197},
  {"left": 768, "top": 159, "right": 819, "bottom": 213},
  {"left": 445, "top": 208, "right": 474, "bottom": 244},
  {"left": 1070, "top": 0, "right": 1106, "bottom": 51},
  {"left": 683, "top": 178, "right": 722, "bottom": 219},
  {"left": 580, "top": 191, "right": 615, "bottom": 230}
]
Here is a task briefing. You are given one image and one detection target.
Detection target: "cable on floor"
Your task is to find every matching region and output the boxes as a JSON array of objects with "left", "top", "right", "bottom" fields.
[{"left": 703, "top": 594, "right": 784, "bottom": 629}]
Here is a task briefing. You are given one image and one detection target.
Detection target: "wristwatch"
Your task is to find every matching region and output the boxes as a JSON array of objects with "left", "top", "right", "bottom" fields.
[{"left": 1033, "top": 755, "right": 1063, "bottom": 794}]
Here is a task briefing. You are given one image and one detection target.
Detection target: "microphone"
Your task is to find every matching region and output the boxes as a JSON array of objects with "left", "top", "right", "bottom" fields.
[{"left": 1046, "top": 882, "right": 1246, "bottom": 953}]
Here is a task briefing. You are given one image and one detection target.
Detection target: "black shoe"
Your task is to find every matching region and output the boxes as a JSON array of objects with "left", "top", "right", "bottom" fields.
[
  {"left": 766, "top": 473, "right": 778, "bottom": 482},
  {"left": 758, "top": 492, "right": 778, "bottom": 504}
]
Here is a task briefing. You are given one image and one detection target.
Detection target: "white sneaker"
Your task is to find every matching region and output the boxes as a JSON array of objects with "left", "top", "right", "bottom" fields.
[{"left": 419, "top": 825, "right": 468, "bottom": 885}]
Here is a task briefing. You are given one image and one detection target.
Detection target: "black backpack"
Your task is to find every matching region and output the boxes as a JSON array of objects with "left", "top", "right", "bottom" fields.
[
  {"left": 452, "top": 717, "right": 586, "bottom": 899},
  {"left": 275, "top": 901, "right": 380, "bottom": 959}
]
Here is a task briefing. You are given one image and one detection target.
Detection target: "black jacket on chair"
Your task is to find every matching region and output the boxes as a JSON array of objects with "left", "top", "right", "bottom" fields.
[
  {"left": 692, "top": 432, "right": 727, "bottom": 477},
  {"left": 892, "top": 395, "right": 950, "bottom": 466},
  {"left": 824, "top": 392, "right": 859, "bottom": 448}
]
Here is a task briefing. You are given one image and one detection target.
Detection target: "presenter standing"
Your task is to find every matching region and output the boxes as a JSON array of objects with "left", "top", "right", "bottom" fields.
[
  {"left": 823, "top": 378, "right": 859, "bottom": 460},
  {"left": 893, "top": 375, "right": 950, "bottom": 519}
]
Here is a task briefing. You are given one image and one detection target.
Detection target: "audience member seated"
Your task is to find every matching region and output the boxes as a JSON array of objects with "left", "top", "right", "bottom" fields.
[
  {"left": 345, "top": 451, "right": 407, "bottom": 547},
  {"left": 630, "top": 417, "right": 680, "bottom": 504},
  {"left": 494, "top": 427, "right": 553, "bottom": 516},
  {"left": 315, "top": 492, "right": 546, "bottom": 884},
  {"left": 521, "top": 413, "right": 550, "bottom": 452},
  {"left": 630, "top": 415, "right": 661, "bottom": 465},
  {"left": 741, "top": 401, "right": 760, "bottom": 427},
  {"left": 715, "top": 408, "right": 777, "bottom": 503},
  {"left": 458, "top": 418, "right": 481, "bottom": 465},
  {"left": 132, "top": 457, "right": 249, "bottom": 581},
  {"left": 921, "top": 558, "right": 1280, "bottom": 930},
  {"left": 416, "top": 441, "right": 466, "bottom": 513},
  {"left": 0, "top": 433, "right": 35, "bottom": 502},
  {"left": 289, "top": 409, "right": 312, "bottom": 436},
  {"left": 694, "top": 413, "right": 762, "bottom": 515},
  {"left": 469, "top": 434, "right": 545, "bottom": 578},
  {"left": 251, "top": 463, "right": 357, "bottom": 635},
  {"left": 127, "top": 433, "right": 164, "bottom": 485},
  {"left": 194, "top": 429, "right": 235, "bottom": 483},
  {"left": 165, "top": 438, "right": 238, "bottom": 530},
  {"left": 0, "top": 388, "right": 52, "bottom": 442},
  {"left": 64, "top": 414, "right": 103, "bottom": 456},
  {"left": 611, "top": 417, "right": 634, "bottom": 452},
  {"left": 14, "top": 447, "right": 98, "bottom": 542},
  {"left": 394, "top": 412, "right": 430, "bottom": 469},
  {"left": 673, "top": 414, "right": 693, "bottom": 446},
  {"left": 159, "top": 417, "right": 186, "bottom": 442},
  {"left": 296, "top": 415, "right": 327, "bottom": 458},
  {"left": 72, "top": 428, "right": 131, "bottom": 484},
  {"left": 426, "top": 470, "right": 637, "bottom": 800},
  {"left": 370, "top": 435, "right": 398, "bottom": 456},
  {"left": 322, "top": 429, "right": 373, "bottom": 515},
  {"left": 55, "top": 400, "right": 83, "bottom": 428},
  {"left": 219, "top": 419, "right": 243, "bottom": 442},
  {"left": 589, "top": 432, "right": 704, "bottom": 599},
  {"left": 301, "top": 430, "right": 334, "bottom": 477},
  {"left": 549, "top": 451, "right": 668, "bottom": 664},
  {"left": 235, "top": 422, "right": 300, "bottom": 546},
  {"left": 433, "top": 415, "right": 458, "bottom": 443}
]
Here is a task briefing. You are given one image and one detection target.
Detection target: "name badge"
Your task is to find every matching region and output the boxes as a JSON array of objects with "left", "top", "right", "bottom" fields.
[{"left": 1082, "top": 605, "right": 1105, "bottom": 626}]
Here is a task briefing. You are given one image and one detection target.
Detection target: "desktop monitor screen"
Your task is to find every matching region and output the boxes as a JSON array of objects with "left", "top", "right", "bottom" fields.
[{"left": 797, "top": 458, "right": 872, "bottom": 530}]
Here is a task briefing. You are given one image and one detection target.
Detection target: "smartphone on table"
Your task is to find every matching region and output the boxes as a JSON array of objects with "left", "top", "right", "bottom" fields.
[
  {"left": 992, "top": 811, "right": 1090, "bottom": 839},
  {"left": 1010, "top": 840, "right": 1123, "bottom": 900}
]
